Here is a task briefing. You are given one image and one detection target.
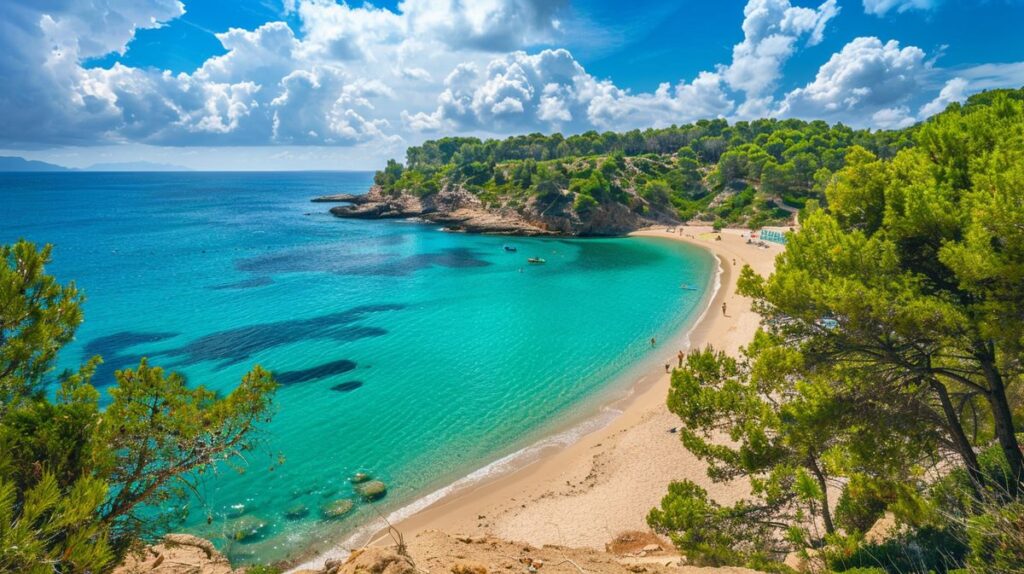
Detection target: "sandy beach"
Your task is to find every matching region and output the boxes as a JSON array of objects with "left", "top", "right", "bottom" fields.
[{"left": 373, "top": 226, "right": 784, "bottom": 551}]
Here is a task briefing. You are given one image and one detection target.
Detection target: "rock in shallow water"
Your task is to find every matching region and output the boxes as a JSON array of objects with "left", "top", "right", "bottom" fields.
[
  {"left": 322, "top": 499, "right": 355, "bottom": 519},
  {"left": 284, "top": 503, "right": 310, "bottom": 520},
  {"left": 226, "top": 516, "right": 268, "bottom": 542},
  {"left": 357, "top": 480, "right": 388, "bottom": 501}
]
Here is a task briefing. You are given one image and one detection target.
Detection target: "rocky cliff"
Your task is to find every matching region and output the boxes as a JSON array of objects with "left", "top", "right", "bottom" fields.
[
  {"left": 315, "top": 184, "right": 674, "bottom": 237},
  {"left": 113, "top": 531, "right": 763, "bottom": 574},
  {"left": 292, "top": 530, "right": 762, "bottom": 574},
  {"left": 113, "top": 534, "right": 242, "bottom": 574}
]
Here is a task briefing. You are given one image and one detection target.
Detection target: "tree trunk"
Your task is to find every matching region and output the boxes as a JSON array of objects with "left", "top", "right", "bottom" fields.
[
  {"left": 808, "top": 457, "right": 835, "bottom": 535},
  {"left": 978, "top": 358, "right": 1023, "bottom": 495},
  {"left": 931, "top": 379, "right": 986, "bottom": 496}
]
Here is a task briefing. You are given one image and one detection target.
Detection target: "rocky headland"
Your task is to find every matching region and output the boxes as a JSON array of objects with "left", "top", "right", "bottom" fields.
[{"left": 313, "top": 185, "right": 674, "bottom": 236}]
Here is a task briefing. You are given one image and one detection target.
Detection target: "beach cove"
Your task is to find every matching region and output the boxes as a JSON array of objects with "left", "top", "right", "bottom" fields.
[
  {"left": 288, "top": 226, "right": 783, "bottom": 571},
  {"left": 2, "top": 172, "right": 722, "bottom": 566}
]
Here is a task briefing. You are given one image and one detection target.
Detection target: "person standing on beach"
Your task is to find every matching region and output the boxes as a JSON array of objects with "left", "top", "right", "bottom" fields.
[
  {"left": 665, "top": 362, "right": 671, "bottom": 373},
  {"left": 677, "top": 350, "right": 685, "bottom": 368},
  {"left": 722, "top": 302, "right": 727, "bottom": 315}
]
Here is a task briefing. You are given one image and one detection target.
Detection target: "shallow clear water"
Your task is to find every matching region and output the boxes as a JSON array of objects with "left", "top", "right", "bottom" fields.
[{"left": 2, "top": 172, "right": 714, "bottom": 565}]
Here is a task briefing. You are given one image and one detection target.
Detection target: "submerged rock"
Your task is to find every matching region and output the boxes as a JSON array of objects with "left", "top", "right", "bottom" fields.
[
  {"left": 357, "top": 480, "right": 388, "bottom": 501},
  {"left": 284, "top": 503, "right": 310, "bottom": 520},
  {"left": 350, "top": 472, "right": 371, "bottom": 484},
  {"left": 290, "top": 486, "right": 316, "bottom": 499},
  {"left": 224, "top": 503, "right": 246, "bottom": 518},
  {"left": 331, "top": 381, "right": 363, "bottom": 393},
  {"left": 225, "top": 516, "right": 267, "bottom": 542},
  {"left": 277, "top": 360, "right": 357, "bottom": 386},
  {"left": 322, "top": 499, "right": 355, "bottom": 519}
]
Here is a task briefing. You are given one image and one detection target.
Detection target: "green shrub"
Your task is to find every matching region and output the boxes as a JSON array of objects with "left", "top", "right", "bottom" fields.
[
  {"left": 964, "top": 500, "right": 1024, "bottom": 573},
  {"left": 781, "top": 191, "right": 807, "bottom": 208},
  {"left": 640, "top": 179, "right": 672, "bottom": 206},
  {"left": 573, "top": 193, "right": 598, "bottom": 213},
  {"left": 826, "top": 526, "right": 967, "bottom": 574},
  {"left": 835, "top": 476, "right": 892, "bottom": 534}
]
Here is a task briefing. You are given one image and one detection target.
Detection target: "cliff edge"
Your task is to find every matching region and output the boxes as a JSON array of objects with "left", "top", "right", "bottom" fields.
[{"left": 316, "top": 184, "right": 674, "bottom": 237}]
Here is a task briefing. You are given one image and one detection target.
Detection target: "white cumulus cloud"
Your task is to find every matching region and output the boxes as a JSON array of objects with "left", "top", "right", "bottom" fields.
[
  {"left": 918, "top": 77, "right": 968, "bottom": 117},
  {"left": 0, "top": 0, "right": 572, "bottom": 147},
  {"left": 862, "top": 0, "right": 939, "bottom": 16},
  {"left": 778, "top": 37, "right": 928, "bottom": 122},
  {"left": 409, "top": 49, "right": 735, "bottom": 134},
  {"left": 0, "top": 0, "right": 1020, "bottom": 156},
  {"left": 400, "top": 0, "right": 569, "bottom": 52},
  {"left": 723, "top": 0, "right": 839, "bottom": 116},
  {"left": 0, "top": 0, "right": 185, "bottom": 145}
]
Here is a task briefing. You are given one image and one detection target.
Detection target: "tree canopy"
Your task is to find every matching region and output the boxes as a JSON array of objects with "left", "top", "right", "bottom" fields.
[
  {"left": 372, "top": 109, "right": 927, "bottom": 228},
  {"left": 650, "top": 89, "right": 1024, "bottom": 573},
  {"left": 373, "top": 88, "right": 1024, "bottom": 231},
  {"left": 0, "top": 241, "right": 277, "bottom": 572}
]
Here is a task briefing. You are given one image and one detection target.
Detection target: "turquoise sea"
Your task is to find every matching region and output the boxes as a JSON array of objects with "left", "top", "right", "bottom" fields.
[{"left": 1, "top": 172, "right": 715, "bottom": 565}]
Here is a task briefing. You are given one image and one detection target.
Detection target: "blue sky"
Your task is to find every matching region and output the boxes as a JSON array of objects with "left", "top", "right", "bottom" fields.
[{"left": 2, "top": 0, "right": 1023, "bottom": 170}]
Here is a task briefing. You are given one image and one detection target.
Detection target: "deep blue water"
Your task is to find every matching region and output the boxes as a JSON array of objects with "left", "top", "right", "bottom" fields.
[{"left": 1, "top": 172, "right": 715, "bottom": 565}]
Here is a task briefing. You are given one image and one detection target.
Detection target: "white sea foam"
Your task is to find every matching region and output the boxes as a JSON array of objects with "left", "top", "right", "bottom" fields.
[
  {"left": 288, "top": 407, "right": 621, "bottom": 572},
  {"left": 680, "top": 252, "right": 724, "bottom": 352}
]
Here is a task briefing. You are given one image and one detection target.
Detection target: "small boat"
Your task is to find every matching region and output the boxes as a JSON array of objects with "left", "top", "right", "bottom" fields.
[
  {"left": 527, "top": 257, "right": 546, "bottom": 264},
  {"left": 503, "top": 244, "right": 518, "bottom": 252}
]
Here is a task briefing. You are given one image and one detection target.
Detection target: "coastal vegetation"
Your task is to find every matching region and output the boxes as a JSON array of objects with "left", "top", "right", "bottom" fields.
[
  {"left": 0, "top": 241, "right": 278, "bottom": 572},
  {"left": 370, "top": 121, "right": 908, "bottom": 230},
  {"left": 375, "top": 117, "right": 888, "bottom": 231},
  {"left": 648, "top": 91, "right": 1024, "bottom": 572},
  {"left": 365, "top": 88, "right": 1024, "bottom": 237}
]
